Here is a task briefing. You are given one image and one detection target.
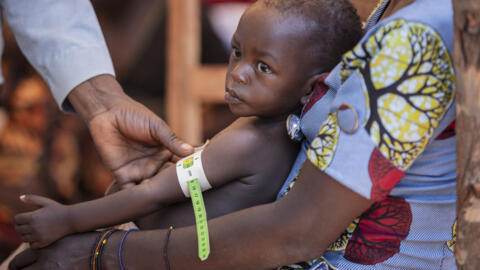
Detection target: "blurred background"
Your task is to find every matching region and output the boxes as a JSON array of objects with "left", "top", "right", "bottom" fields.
[{"left": 0, "top": 0, "right": 377, "bottom": 260}]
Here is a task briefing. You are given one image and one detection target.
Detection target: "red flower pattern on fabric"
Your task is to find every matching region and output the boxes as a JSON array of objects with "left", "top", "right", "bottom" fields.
[
  {"left": 368, "top": 148, "right": 405, "bottom": 201},
  {"left": 344, "top": 196, "right": 412, "bottom": 265}
]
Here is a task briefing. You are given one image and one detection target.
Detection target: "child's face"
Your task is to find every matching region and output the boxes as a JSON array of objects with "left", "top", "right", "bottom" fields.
[{"left": 225, "top": 4, "right": 319, "bottom": 118}]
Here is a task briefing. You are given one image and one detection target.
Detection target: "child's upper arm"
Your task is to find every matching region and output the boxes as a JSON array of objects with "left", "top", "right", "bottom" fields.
[
  {"left": 144, "top": 124, "right": 269, "bottom": 205},
  {"left": 200, "top": 127, "right": 267, "bottom": 188}
]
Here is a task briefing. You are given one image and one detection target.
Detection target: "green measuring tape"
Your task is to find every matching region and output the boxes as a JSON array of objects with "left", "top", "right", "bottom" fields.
[{"left": 188, "top": 178, "right": 210, "bottom": 261}]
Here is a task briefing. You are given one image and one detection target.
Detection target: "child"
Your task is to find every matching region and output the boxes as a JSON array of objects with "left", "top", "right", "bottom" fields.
[{"left": 13, "top": 0, "right": 362, "bottom": 248}]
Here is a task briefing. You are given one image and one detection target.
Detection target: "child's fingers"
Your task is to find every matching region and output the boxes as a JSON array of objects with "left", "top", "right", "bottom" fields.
[
  {"left": 13, "top": 213, "right": 32, "bottom": 225},
  {"left": 14, "top": 224, "right": 32, "bottom": 235},
  {"left": 170, "top": 155, "right": 181, "bottom": 163},
  {"left": 19, "top": 194, "right": 55, "bottom": 207}
]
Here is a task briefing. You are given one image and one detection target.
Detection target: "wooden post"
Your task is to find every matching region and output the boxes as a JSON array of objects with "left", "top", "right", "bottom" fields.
[
  {"left": 165, "top": 0, "right": 229, "bottom": 144},
  {"left": 452, "top": 0, "right": 480, "bottom": 268},
  {"left": 166, "top": 0, "right": 202, "bottom": 144}
]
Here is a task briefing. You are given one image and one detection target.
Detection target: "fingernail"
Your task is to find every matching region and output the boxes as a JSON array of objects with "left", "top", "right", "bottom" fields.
[{"left": 181, "top": 143, "right": 194, "bottom": 152}]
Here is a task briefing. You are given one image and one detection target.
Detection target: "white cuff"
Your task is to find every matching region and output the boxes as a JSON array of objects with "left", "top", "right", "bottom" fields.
[{"left": 176, "top": 149, "right": 212, "bottom": 197}]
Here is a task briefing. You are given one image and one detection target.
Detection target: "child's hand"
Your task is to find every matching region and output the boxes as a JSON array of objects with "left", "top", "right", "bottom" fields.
[{"left": 14, "top": 195, "right": 72, "bottom": 249}]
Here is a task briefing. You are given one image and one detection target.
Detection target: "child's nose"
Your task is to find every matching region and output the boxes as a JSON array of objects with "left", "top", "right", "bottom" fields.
[{"left": 231, "top": 63, "right": 249, "bottom": 85}]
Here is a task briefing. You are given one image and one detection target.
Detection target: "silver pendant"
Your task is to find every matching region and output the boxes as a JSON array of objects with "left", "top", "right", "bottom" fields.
[{"left": 286, "top": 114, "right": 304, "bottom": 142}]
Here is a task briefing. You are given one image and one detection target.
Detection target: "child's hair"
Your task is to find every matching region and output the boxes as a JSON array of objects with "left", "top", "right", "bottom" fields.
[{"left": 258, "top": 0, "right": 362, "bottom": 72}]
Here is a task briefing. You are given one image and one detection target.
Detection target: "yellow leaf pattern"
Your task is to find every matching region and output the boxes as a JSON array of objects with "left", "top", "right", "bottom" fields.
[
  {"left": 339, "top": 19, "right": 455, "bottom": 170},
  {"left": 446, "top": 220, "right": 456, "bottom": 253},
  {"left": 327, "top": 218, "right": 359, "bottom": 251},
  {"left": 307, "top": 113, "right": 339, "bottom": 170}
]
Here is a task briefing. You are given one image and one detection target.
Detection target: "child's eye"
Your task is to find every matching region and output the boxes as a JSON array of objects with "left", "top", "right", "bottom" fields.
[
  {"left": 232, "top": 48, "right": 241, "bottom": 58},
  {"left": 256, "top": 62, "right": 272, "bottom": 74}
]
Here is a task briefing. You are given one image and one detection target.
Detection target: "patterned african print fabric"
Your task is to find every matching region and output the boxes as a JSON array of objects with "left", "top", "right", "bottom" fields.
[{"left": 276, "top": 0, "right": 457, "bottom": 269}]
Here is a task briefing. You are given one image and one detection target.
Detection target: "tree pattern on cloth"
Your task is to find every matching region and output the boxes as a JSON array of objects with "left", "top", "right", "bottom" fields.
[
  {"left": 323, "top": 197, "right": 412, "bottom": 265},
  {"left": 277, "top": 256, "right": 338, "bottom": 270},
  {"left": 327, "top": 218, "right": 359, "bottom": 251},
  {"left": 344, "top": 196, "right": 412, "bottom": 265},
  {"left": 340, "top": 19, "right": 455, "bottom": 170},
  {"left": 368, "top": 148, "right": 405, "bottom": 201},
  {"left": 307, "top": 113, "right": 339, "bottom": 169}
]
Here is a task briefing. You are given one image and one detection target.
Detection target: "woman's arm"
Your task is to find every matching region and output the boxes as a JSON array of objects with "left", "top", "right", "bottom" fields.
[
  {"left": 9, "top": 162, "right": 372, "bottom": 269},
  {"left": 129, "top": 162, "right": 372, "bottom": 269}
]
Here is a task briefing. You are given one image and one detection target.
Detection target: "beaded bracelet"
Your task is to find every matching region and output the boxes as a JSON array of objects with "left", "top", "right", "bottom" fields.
[
  {"left": 118, "top": 228, "right": 140, "bottom": 270},
  {"left": 90, "top": 232, "right": 104, "bottom": 270},
  {"left": 90, "top": 229, "right": 119, "bottom": 270},
  {"left": 164, "top": 226, "right": 174, "bottom": 270}
]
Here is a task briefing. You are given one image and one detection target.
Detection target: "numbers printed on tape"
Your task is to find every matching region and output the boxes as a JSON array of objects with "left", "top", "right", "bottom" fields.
[{"left": 188, "top": 178, "right": 210, "bottom": 261}]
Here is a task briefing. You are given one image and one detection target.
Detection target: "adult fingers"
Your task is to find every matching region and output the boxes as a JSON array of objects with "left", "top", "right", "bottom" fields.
[
  {"left": 149, "top": 118, "right": 193, "bottom": 157},
  {"left": 114, "top": 149, "right": 172, "bottom": 185},
  {"left": 19, "top": 195, "right": 55, "bottom": 208},
  {"left": 8, "top": 249, "right": 37, "bottom": 270},
  {"left": 160, "top": 161, "right": 175, "bottom": 170}
]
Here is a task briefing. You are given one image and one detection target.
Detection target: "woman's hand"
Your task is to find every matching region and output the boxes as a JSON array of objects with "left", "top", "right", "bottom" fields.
[{"left": 8, "top": 232, "right": 101, "bottom": 270}]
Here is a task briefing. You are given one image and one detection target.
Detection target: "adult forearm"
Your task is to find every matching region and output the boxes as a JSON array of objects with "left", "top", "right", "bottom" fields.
[
  {"left": 101, "top": 162, "right": 371, "bottom": 269},
  {"left": 101, "top": 204, "right": 287, "bottom": 270},
  {"left": 169, "top": 203, "right": 300, "bottom": 269},
  {"left": 104, "top": 200, "right": 317, "bottom": 269}
]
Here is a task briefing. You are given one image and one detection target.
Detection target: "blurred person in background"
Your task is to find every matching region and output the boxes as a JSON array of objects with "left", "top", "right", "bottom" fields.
[{"left": 0, "top": 0, "right": 194, "bottom": 261}]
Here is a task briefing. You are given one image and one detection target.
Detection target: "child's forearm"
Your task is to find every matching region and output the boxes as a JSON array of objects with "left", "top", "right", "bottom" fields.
[
  {"left": 66, "top": 185, "right": 154, "bottom": 232},
  {"left": 68, "top": 166, "right": 185, "bottom": 233}
]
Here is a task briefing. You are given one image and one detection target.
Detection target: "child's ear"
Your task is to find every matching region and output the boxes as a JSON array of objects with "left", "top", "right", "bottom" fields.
[{"left": 300, "top": 73, "right": 327, "bottom": 105}]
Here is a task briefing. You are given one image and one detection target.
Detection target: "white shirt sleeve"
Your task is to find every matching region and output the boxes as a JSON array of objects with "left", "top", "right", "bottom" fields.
[{"left": 1, "top": 0, "right": 115, "bottom": 110}]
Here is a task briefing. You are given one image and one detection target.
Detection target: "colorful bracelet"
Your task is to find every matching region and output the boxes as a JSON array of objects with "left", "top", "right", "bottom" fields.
[
  {"left": 90, "top": 232, "right": 104, "bottom": 270},
  {"left": 118, "top": 228, "right": 140, "bottom": 270},
  {"left": 164, "top": 226, "right": 174, "bottom": 270},
  {"left": 90, "top": 229, "right": 119, "bottom": 270}
]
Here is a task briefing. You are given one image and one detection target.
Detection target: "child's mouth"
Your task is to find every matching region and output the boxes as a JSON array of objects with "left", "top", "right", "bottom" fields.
[{"left": 225, "top": 88, "right": 242, "bottom": 104}]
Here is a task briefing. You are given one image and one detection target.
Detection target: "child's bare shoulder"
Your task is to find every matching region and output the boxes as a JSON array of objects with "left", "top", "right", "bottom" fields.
[
  {"left": 213, "top": 117, "right": 287, "bottom": 153},
  {"left": 202, "top": 117, "right": 296, "bottom": 177}
]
